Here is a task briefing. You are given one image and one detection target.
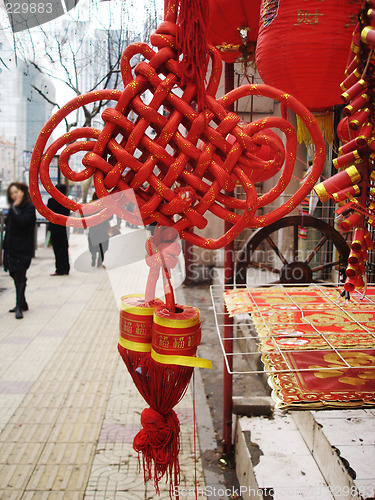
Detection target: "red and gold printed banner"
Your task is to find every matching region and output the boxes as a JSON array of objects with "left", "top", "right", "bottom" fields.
[
  {"left": 224, "top": 285, "right": 375, "bottom": 409},
  {"left": 263, "top": 349, "right": 375, "bottom": 409}
]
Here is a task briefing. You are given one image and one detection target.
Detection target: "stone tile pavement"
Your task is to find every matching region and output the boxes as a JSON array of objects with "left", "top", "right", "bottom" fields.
[{"left": 0, "top": 229, "right": 212, "bottom": 499}]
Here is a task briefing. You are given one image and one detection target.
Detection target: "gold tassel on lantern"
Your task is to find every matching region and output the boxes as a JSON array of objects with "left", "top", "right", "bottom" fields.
[{"left": 297, "top": 112, "right": 334, "bottom": 147}]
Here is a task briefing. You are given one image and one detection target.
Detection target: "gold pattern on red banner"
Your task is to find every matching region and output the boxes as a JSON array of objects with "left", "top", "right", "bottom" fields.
[{"left": 224, "top": 286, "right": 375, "bottom": 409}]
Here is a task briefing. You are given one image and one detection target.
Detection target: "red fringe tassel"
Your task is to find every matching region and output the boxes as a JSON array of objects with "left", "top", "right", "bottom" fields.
[
  {"left": 133, "top": 360, "right": 194, "bottom": 495},
  {"left": 133, "top": 407, "right": 181, "bottom": 495},
  {"left": 117, "top": 347, "right": 150, "bottom": 403},
  {"left": 176, "top": 0, "right": 210, "bottom": 111}
]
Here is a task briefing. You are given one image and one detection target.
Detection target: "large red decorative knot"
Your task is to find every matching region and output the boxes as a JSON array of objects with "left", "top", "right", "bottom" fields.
[
  {"left": 29, "top": 20, "right": 326, "bottom": 250},
  {"left": 133, "top": 407, "right": 180, "bottom": 494}
]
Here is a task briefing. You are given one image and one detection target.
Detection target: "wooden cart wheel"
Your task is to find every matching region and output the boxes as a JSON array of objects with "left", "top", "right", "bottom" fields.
[{"left": 235, "top": 215, "right": 350, "bottom": 285}]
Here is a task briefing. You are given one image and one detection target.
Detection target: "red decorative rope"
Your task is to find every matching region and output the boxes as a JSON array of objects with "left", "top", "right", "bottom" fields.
[
  {"left": 144, "top": 226, "right": 180, "bottom": 311},
  {"left": 176, "top": 0, "right": 210, "bottom": 111}
]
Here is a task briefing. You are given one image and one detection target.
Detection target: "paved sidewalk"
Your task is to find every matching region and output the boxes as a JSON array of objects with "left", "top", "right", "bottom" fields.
[{"left": 0, "top": 229, "right": 208, "bottom": 499}]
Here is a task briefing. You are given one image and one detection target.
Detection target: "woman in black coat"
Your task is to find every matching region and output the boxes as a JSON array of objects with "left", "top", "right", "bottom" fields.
[{"left": 3, "top": 182, "right": 36, "bottom": 319}]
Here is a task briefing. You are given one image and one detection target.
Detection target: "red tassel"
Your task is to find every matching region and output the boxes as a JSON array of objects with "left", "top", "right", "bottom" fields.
[
  {"left": 133, "top": 407, "right": 180, "bottom": 495},
  {"left": 176, "top": 0, "right": 210, "bottom": 111}
]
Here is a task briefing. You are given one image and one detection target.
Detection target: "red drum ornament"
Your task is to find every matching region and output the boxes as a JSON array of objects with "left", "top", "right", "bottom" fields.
[
  {"left": 349, "top": 107, "right": 371, "bottom": 131},
  {"left": 343, "top": 93, "right": 369, "bottom": 117},
  {"left": 340, "top": 212, "right": 363, "bottom": 232},
  {"left": 314, "top": 165, "right": 361, "bottom": 202},
  {"left": 118, "top": 294, "right": 164, "bottom": 402},
  {"left": 332, "top": 185, "right": 360, "bottom": 202},
  {"left": 357, "top": 122, "right": 373, "bottom": 146},
  {"left": 207, "top": 0, "right": 261, "bottom": 63},
  {"left": 256, "top": 0, "right": 362, "bottom": 115},
  {"left": 348, "top": 249, "right": 363, "bottom": 266},
  {"left": 351, "top": 228, "right": 365, "bottom": 253},
  {"left": 340, "top": 68, "right": 362, "bottom": 92},
  {"left": 344, "top": 274, "right": 365, "bottom": 292},
  {"left": 332, "top": 150, "right": 361, "bottom": 170},
  {"left": 361, "top": 25, "right": 375, "bottom": 46},
  {"left": 341, "top": 79, "right": 368, "bottom": 104}
]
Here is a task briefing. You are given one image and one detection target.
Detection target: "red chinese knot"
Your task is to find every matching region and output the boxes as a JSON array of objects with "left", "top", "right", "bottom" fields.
[{"left": 29, "top": 11, "right": 326, "bottom": 249}]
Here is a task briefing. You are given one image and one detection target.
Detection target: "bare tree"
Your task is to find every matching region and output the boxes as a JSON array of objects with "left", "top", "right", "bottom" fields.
[
  {"left": 4, "top": 0, "right": 162, "bottom": 198},
  {"left": 9, "top": 0, "right": 163, "bottom": 130},
  {"left": 14, "top": 2, "right": 138, "bottom": 131},
  {"left": 142, "top": 0, "right": 161, "bottom": 44},
  {"left": 5, "top": 0, "right": 145, "bottom": 199}
]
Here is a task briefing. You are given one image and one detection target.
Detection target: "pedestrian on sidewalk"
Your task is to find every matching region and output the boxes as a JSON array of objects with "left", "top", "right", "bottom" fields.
[
  {"left": 3, "top": 182, "right": 36, "bottom": 319},
  {"left": 47, "top": 184, "right": 70, "bottom": 276},
  {"left": 88, "top": 192, "right": 110, "bottom": 268}
]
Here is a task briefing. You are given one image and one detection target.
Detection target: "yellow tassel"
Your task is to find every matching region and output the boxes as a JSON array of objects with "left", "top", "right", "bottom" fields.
[{"left": 297, "top": 112, "right": 334, "bottom": 147}]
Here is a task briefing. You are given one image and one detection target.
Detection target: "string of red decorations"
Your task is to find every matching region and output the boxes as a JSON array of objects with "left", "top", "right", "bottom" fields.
[
  {"left": 314, "top": 0, "right": 375, "bottom": 293},
  {"left": 118, "top": 227, "right": 212, "bottom": 496},
  {"left": 28, "top": 0, "right": 327, "bottom": 496}
]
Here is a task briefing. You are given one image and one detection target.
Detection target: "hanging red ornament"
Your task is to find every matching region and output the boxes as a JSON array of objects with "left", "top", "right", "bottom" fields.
[
  {"left": 176, "top": 0, "right": 210, "bottom": 110},
  {"left": 118, "top": 294, "right": 163, "bottom": 402},
  {"left": 256, "top": 0, "right": 362, "bottom": 145},
  {"left": 207, "top": 0, "right": 261, "bottom": 64},
  {"left": 29, "top": 51, "right": 326, "bottom": 246},
  {"left": 337, "top": 116, "right": 357, "bottom": 144},
  {"left": 27, "top": 0, "right": 329, "bottom": 494},
  {"left": 133, "top": 302, "right": 211, "bottom": 495},
  {"left": 314, "top": 5, "right": 375, "bottom": 295},
  {"left": 117, "top": 226, "right": 212, "bottom": 495}
]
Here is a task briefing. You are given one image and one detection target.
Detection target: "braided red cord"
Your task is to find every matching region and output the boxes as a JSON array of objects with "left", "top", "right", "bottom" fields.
[{"left": 144, "top": 227, "right": 180, "bottom": 311}]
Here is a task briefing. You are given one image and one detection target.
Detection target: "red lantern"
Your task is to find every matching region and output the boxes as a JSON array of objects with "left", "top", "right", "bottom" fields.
[
  {"left": 256, "top": 0, "right": 362, "bottom": 111},
  {"left": 207, "top": 0, "right": 261, "bottom": 63}
]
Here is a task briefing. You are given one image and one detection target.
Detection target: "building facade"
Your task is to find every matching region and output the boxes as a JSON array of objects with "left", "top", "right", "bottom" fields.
[{"left": 0, "top": 37, "right": 55, "bottom": 189}]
